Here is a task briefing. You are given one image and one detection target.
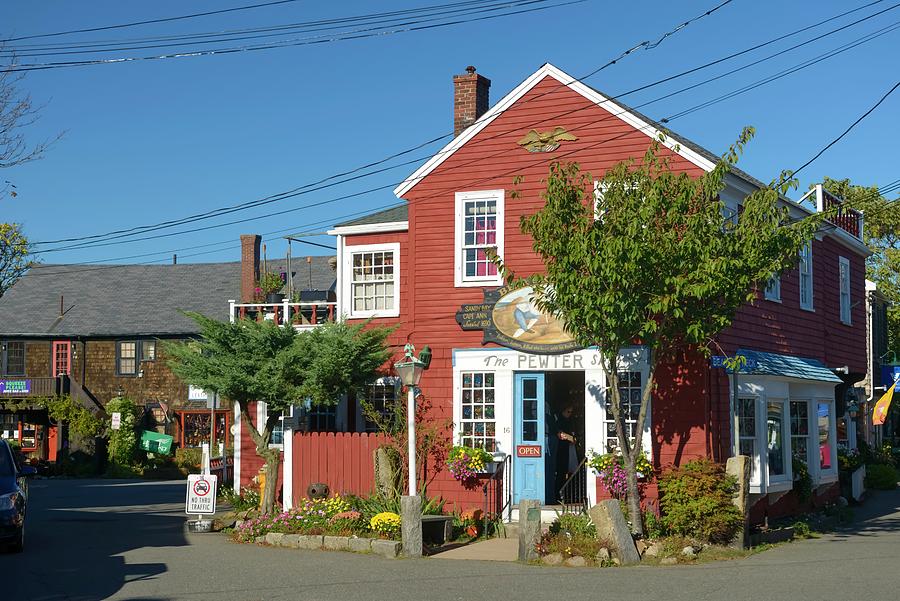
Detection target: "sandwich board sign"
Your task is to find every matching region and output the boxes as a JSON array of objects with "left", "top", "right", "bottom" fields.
[{"left": 185, "top": 474, "right": 217, "bottom": 515}]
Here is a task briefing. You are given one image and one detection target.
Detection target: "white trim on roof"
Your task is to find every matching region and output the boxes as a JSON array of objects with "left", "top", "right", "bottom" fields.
[
  {"left": 393, "top": 63, "right": 717, "bottom": 198},
  {"left": 327, "top": 221, "right": 409, "bottom": 236}
]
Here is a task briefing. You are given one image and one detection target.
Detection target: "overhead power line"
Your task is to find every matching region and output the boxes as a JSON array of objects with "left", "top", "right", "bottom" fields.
[
  {"left": 32, "top": 1, "right": 897, "bottom": 256},
  {"left": 1, "top": 0, "right": 583, "bottom": 72},
  {"left": 790, "top": 79, "right": 900, "bottom": 177},
  {"left": 31, "top": 0, "right": 735, "bottom": 249},
  {"left": 1, "top": 0, "right": 305, "bottom": 43},
  {"left": 0, "top": 0, "right": 530, "bottom": 55}
]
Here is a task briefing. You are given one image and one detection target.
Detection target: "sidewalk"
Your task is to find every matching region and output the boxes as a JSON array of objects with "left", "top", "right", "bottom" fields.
[{"left": 430, "top": 536, "right": 519, "bottom": 561}]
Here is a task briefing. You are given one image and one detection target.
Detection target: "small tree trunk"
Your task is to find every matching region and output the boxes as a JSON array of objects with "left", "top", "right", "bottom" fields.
[
  {"left": 624, "top": 454, "right": 643, "bottom": 536},
  {"left": 238, "top": 402, "right": 280, "bottom": 514},
  {"left": 261, "top": 447, "right": 280, "bottom": 515}
]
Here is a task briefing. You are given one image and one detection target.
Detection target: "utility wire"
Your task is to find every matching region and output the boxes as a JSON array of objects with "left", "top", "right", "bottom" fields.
[
  {"left": 31, "top": 0, "right": 735, "bottom": 248},
  {"left": 33, "top": 6, "right": 899, "bottom": 254},
  {"left": 790, "top": 79, "right": 900, "bottom": 178},
  {"left": 1, "top": 0, "right": 582, "bottom": 72},
  {"left": 1, "top": 0, "right": 305, "bottom": 43},
  {"left": 0, "top": 0, "right": 528, "bottom": 55}
]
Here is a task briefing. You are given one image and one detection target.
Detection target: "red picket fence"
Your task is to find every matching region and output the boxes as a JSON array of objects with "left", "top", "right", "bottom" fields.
[{"left": 292, "top": 432, "right": 388, "bottom": 499}]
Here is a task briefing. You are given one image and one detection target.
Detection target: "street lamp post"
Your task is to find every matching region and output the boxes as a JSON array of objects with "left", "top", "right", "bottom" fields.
[{"left": 394, "top": 343, "right": 426, "bottom": 496}]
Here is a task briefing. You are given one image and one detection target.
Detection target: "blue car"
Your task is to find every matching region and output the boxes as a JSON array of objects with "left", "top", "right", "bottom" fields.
[{"left": 0, "top": 439, "right": 35, "bottom": 553}]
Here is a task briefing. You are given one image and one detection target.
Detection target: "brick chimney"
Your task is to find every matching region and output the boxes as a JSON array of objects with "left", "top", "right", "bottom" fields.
[
  {"left": 240, "top": 234, "right": 261, "bottom": 302},
  {"left": 453, "top": 65, "right": 490, "bottom": 137}
]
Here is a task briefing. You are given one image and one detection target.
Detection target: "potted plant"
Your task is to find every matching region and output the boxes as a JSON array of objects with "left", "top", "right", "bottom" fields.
[{"left": 258, "top": 272, "right": 285, "bottom": 304}]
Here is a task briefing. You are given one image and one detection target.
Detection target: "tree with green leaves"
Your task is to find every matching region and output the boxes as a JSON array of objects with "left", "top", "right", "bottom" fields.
[
  {"left": 816, "top": 177, "right": 899, "bottom": 357},
  {"left": 496, "top": 128, "right": 824, "bottom": 535},
  {"left": 0, "top": 222, "right": 32, "bottom": 297},
  {"left": 165, "top": 313, "right": 392, "bottom": 514}
]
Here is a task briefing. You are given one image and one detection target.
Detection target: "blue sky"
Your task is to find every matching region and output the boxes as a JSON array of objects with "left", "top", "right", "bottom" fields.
[{"left": 2, "top": 0, "right": 897, "bottom": 265}]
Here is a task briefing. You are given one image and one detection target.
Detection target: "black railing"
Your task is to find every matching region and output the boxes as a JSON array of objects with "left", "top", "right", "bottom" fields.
[
  {"left": 558, "top": 456, "right": 589, "bottom": 515},
  {"left": 482, "top": 454, "right": 512, "bottom": 536}
]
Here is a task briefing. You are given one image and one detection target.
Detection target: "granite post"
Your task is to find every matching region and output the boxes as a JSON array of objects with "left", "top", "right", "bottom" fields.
[
  {"left": 401, "top": 495, "right": 423, "bottom": 558},
  {"left": 517, "top": 499, "right": 541, "bottom": 561},
  {"left": 726, "top": 455, "right": 750, "bottom": 549}
]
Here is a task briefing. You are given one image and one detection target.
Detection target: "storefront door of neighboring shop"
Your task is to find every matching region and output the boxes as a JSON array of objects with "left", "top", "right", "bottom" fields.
[{"left": 514, "top": 372, "right": 545, "bottom": 504}]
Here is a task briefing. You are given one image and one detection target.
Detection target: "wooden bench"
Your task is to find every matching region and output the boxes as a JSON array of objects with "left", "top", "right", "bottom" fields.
[{"left": 421, "top": 515, "right": 455, "bottom": 545}]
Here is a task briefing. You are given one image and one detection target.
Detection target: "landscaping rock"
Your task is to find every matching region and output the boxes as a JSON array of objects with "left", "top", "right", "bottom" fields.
[
  {"left": 265, "top": 532, "right": 284, "bottom": 546},
  {"left": 681, "top": 546, "right": 696, "bottom": 558},
  {"left": 542, "top": 552, "right": 564, "bottom": 566},
  {"left": 596, "top": 548, "right": 611, "bottom": 563},
  {"left": 323, "top": 535, "right": 350, "bottom": 551},
  {"left": 564, "top": 556, "right": 587, "bottom": 567},
  {"left": 611, "top": 558, "right": 620, "bottom": 566},
  {"left": 212, "top": 517, "right": 235, "bottom": 532},
  {"left": 372, "top": 539, "right": 402, "bottom": 558},
  {"left": 643, "top": 542, "right": 661, "bottom": 558},
  {"left": 254, "top": 536, "right": 266, "bottom": 545},
  {"left": 297, "top": 534, "right": 324, "bottom": 550},
  {"left": 726, "top": 455, "right": 750, "bottom": 549},
  {"left": 280, "top": 534, "right": 301, "bottom": 549},
  {"left": 349, "top": 537, "right": 373, "bottom": 553},
  {"left": 588, "top": 501, "right": 641, "bottom": 565},
  {"left": 661, "top": 557, "right": 678, "bottom": 565}
]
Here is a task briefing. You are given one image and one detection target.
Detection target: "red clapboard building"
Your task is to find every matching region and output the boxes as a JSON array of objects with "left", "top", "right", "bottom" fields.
[{"left": 235, "top": 64, "right": 869, "bottom": 523}]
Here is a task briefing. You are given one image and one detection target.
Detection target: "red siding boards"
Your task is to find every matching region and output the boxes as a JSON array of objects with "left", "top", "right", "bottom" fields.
[
  {"left": 238, "top": 402, "right": 284, "bottom": 503},
  {"left": 331, "top": 67, "right": 868, "bottom": 517}
]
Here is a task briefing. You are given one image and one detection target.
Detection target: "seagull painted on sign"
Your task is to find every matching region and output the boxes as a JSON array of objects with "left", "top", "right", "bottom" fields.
[{"left": 513, "top": 300, "right": 541, "bottom": 338}]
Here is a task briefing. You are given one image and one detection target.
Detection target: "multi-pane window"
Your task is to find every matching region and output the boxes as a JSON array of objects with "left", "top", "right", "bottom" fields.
[
  {"left": 839, "top": 257, "right": 851, "bottom": 324},
  {"left": 817, "top": 401, "right": 833, "bottom": 471},
  {"left": 764, "top": 274, "right": 781, "bottom": 302},
  {"left": 270, "top": 411, "right": 284, "bottom": 446},
  {"left": 790, "top": 400, "right": 810, "bottom": 464},
  {"left": 462, "top": 199, "right": 498, "bottom": 279},
  {"left": 142, "top": 340, "right": 157, "bottom": 362},
  {"left": 303, "top": 402, "right": 337, "bottom": 432},
  {"left": 2, "top": 341, "right": 25, "bottom": 376},
  {"left": 116, "top": 342, "right": 137, "bottom": 376},
  {"left": 799, "top": 242, "right": 813, "bottom": 310},
  {"left": 737, "top": 397, "right": 757, "bottom": 478},
  {"left": 455, "top": 191, "right": 503, "bottom": 286},
  {"left": 604, "top": 371, "right": 642, "bottom": 452},
  {"left": 460, "top": 372, "right": 496, "bottom": 451},
  {"left": 364, "top": 380, "right": 398, "bottom": 432},
  {"left": 766, "top": 401, "right": 785, "bottom": 478},
  {"left": 350, "top": 248, "right": 397, "bottom": 315}
]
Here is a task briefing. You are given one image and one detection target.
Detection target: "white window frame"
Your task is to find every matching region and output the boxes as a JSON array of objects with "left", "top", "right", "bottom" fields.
[
  {"left": 839, "top": 256, "right": 851, "bottom": 325},
  {"left": 764, "top": 273, "right": 781, "bottom": 302},
  {"left": 789, "top": 399, "right": 813, "bottom": 468},
  {"left": 764, "top": 397, "right": 792, "bottom": 491},
  {"left": 454, "top": 190, "right": 504, "bottom": 287},
  {"left": 599, "top": 349, "right": 652, "bottom": 461},
  {"left": 457, "top": 370, "right": 498, "bottom": 451},
  {"left": 359, "top": 376, "right": 401, "bottom": 433},
  {"left": 736, "top": 394, "right": 762, "bottom": 488},
  {"left": 342, "top": 242, "right": 400, "bottom": 319},
  {"left": 799, "top": 242, "right": 814, "bottom": 311}
]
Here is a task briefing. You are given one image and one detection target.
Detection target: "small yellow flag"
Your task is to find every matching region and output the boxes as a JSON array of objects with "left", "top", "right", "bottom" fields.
[{"left": 873, "top": 385, "right": 895, "bottom": 426}]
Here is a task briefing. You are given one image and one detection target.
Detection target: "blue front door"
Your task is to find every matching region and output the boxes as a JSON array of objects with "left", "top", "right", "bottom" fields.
[{"left": 514, "top": 373, "right": 545, "bottom": 504}]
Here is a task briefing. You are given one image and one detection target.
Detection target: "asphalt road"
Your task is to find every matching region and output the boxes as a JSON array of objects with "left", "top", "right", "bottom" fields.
[{"left": 3, "top": 478, "right": 899, "bottom": 601}]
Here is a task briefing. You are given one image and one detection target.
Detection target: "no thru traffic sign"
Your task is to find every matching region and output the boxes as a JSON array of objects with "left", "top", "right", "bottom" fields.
[{"left": 185, "top": 474, "right": 217, "bottom": 515}]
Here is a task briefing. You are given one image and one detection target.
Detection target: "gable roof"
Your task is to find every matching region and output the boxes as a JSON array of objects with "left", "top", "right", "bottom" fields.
[
  {"left": 334, "top": 204, "right": 408, "bottom": 228},
  {"left": 394, "top": 63, "right": 784, "bottom": 198},
  {"left": 394, "top": 63, "right": 725, "bottom": 198},
  {"left": 0, "top": 257, "right": 336, "bottom": 338}
]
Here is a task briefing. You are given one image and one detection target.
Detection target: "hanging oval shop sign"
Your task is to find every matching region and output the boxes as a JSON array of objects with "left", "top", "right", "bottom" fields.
[{"left": 455, "top": 284, "right": 581, "bottom": 354}]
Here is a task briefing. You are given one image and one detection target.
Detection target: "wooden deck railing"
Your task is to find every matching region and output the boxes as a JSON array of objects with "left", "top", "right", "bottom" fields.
[{"left": 229, "top": 300, "right": 337, "bottom": 329}]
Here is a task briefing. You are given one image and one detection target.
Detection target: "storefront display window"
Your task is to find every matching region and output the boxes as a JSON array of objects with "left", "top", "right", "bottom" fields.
[
  {"left": 180, "top": 412, "right": 228, "bottom": 448},
  {"left": 460, "top": 371, "right": 496, "bottom": 451},
  {"left": 818, "top": 401, "right": 833, "bottom": 470},
  {"left": 767, "top": 401, "right": 785, "bottom": 477}
]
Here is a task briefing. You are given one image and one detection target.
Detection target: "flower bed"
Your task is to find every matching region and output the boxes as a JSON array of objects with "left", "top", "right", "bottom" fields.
[{"left": 233, "top": 494, "right": 402, "bottom": 543}]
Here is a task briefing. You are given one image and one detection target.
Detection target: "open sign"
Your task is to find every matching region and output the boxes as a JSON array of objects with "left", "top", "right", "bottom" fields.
[{"left": 516, "top": 445, "right": 542, "bottom": 457}]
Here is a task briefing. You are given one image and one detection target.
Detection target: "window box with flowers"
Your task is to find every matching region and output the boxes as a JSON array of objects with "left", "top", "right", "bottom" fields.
[
  {"left": 588, "top": 451, "right": 653, "bottom": 499},
  {"left": 447, "top": 445, "right": 494, "bottom": 485}
]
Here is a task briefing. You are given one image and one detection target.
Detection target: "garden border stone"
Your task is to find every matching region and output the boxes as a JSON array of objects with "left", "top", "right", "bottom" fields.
[
  {"left": 265, "top": 532, "right": 284, "bottom": 546},
  {"left": 372, "top": 539, "right": 402, "bottom": 558},
  {"left": 323, "top": 535, "right": 351, "bottom": 551},
  {"left": 280, "top": 534, "right": 301, "bottom": 549},
  {"left": 297, "top": 534, "right": 324, "bottom": 550},
  {"left": 349, "top": 537, "right": 374, "bottom": 553}
]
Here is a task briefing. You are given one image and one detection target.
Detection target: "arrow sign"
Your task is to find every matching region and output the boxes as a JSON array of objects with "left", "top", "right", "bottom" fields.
[{"left": 710, "top": 355, "right": 758, "bottom": 371}]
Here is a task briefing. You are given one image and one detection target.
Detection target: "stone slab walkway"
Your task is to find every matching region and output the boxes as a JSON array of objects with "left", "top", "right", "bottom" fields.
[{"left": 429, "top": 536, "right": 519, "bottom": 561}]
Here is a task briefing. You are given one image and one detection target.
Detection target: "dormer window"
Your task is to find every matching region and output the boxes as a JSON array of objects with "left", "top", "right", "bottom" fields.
[{"left": 455, "top": 190, "right": 504, "bottom": 287}]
